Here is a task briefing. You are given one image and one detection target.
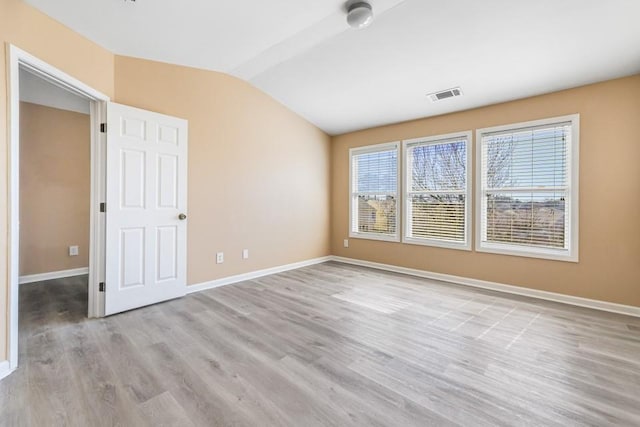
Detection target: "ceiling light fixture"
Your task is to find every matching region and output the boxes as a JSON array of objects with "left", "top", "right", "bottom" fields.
[{"left": 346, "top": 1, "right": 374, "bottom": 29}]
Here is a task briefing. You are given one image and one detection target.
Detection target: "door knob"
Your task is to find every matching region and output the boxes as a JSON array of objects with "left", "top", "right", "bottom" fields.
[{"left": 178, "top": 213, "right": 187, "bottom": 220}]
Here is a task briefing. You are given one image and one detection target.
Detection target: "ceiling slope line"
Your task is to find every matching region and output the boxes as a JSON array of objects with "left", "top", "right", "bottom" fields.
[{"left": 231, "top": 0, "right": 408, "bottom": 81}]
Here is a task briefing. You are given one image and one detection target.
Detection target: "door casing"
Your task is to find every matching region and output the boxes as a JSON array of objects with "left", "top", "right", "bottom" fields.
[{"left": 6, "top": 44, "right": 110, "bottom": 374}]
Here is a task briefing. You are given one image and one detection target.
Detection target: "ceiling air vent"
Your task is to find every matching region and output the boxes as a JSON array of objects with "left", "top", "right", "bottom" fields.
[{"left": 428, "top": 87, "right": 463, "bottom": 102}]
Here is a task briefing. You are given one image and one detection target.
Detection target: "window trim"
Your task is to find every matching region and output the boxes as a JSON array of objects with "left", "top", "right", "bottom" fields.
[
  {"left": 402, "top": 131, "right": 472, "bottom": 250},
  {"left": 349, "top": 141, "right": 401, "bottom": 242},
  {"left": 475, "top": 114, "right": 580, "bottom": 262}
]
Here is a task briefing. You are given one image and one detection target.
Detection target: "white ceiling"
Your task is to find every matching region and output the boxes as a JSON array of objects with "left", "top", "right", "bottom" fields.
[
  {"left": 25, "top": 0, "right": 640, "bottom": 135},
  {"left": 20, "top": 69, "right": 90, "bottom": 114}
]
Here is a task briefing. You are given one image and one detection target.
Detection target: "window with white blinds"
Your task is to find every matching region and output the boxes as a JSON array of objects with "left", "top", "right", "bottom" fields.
[
  {"left": 403, "top": 132, "right": 471, "bottom": 249},
  {"left": 350, "top": 142, "right": 400, "bottom": 241},
  {"left": 476, "top": 115, "right": 579, "bottom": 261}
]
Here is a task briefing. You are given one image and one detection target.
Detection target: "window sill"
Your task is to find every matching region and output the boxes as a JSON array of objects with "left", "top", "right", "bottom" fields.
[
  {"left": 476, "top": 243, "right": 578, "bottom": 262},
  {"left": 403, "top": 236, "right": 471, "bottom": 251},
  {"left": 349, "top": 232, "right": 400, "bottom": 243}
]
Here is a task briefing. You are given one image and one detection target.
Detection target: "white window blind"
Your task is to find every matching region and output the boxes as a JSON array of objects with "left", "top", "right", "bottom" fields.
[
  {"left": 404, "top": 134, "right": 470, "bottom": 249},
  {"left": 478, "top": 115, "right": 579, "bottom": 260},
  {"left": 350, "top": 143, "right": 399, "bottom": 241}
]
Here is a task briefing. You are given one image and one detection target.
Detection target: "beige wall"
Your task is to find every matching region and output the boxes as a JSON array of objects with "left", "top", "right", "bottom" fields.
[
  {"left": 19, "top": 102, "right": 90, "bottom": 276},
  {"left": 114, "top": 56, "right": 331, "bottom": 285},
  {"left": 0, "top": 0, "right": 115, "bottom": 362},
  {"left": 332, "top": 75, "right": 640, "bottom": 307},
  {"left": 0, "top": 0, "right": 329, "bottom": 364}
]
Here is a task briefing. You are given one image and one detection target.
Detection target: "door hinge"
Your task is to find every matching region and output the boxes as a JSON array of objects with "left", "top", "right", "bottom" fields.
[
  {"left": 100, "top": 202, "right": 106, "bottom": 213},
  {"left": 100, "top": 123, "right": 107, "bottom": 133},
  {"left": 99, "top": 282, "right": 105, "bottom": 292}
]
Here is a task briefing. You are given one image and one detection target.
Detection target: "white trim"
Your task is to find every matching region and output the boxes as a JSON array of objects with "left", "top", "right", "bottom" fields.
[
  {"left": 478, "top": 116, "right": 577, "bottom": 136},
  {"left": 349, "top": 141, "right": 401, "bottom": 242},
  {"left": 347, "top": 232, "right": 400, "bottom": 243},
  {"left": 7, "top": 44, "right": 20, "bottom": 371},
  {"left": 475, "top": 114, "right": 580, "bottom": 262},
  {"left": 348, "top": 140, "right": 400, "bottom": 156},
  {"left": 402, "top": 131, "right": 473, "bottom": 251},
  {"left": 330, "top": 256, "right": 640, "bottom": 318},
  {"left": 187, "top": 256, "right": 332, "bottom": 294},
  {"left": 19, "top": 267, "right": 89, "bottom": 285},
  {"left": 13, "top": 46, "right": 110, "bottom": 100},
  {"left": 186, "top": 254, "right": 640, "bottom": 317},
  {"left": 7, "top": 44, "right": 110, "bottom": 373},
  {"left": 88, "top": 100, "right": 107, "bottom": 319},
  {"left": 402, "top": 236, "right": 471, "bottom": 251},
  {"left": 0, "top": 361, "right": 14, "bottom": 381}
]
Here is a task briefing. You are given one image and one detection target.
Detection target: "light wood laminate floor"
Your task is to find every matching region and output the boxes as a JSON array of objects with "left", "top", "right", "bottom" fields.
[{"left": 1, "top": 261, "right": 640, "bottom": 426}]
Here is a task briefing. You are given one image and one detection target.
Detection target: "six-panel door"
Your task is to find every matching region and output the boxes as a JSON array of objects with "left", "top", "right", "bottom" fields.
[{"left": 105, "top": 102, "right": 188, "bottom": 315}]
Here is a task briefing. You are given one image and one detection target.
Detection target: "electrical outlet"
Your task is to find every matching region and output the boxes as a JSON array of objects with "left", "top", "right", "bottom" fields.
[
  {"left": 216, "top": 252, "right": 224, "bottom": 264},
  {"left": 343, "top": 239, "right": 349, "bottom": 248},
  {"left": 242, "top": 249, "right": 249, "bottom": 259},
  {"left": 69, "top": 245, "right": 79, "bottom": 256}
]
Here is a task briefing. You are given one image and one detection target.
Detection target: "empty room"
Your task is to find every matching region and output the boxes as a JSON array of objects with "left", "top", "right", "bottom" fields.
[{"left": 1, "top": 0, "right": 639, "bottom": 426}]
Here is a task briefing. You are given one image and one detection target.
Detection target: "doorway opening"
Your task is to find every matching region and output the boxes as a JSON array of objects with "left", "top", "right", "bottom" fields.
[
  {"left": 18, "top": 70, "right": 92, "bottom": 344},
  {"left": 6, "top": 45, "right": 110, "bottom": 374}
]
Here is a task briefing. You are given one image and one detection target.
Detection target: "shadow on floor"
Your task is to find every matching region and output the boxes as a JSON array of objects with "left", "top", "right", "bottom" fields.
[{"left": 19, "top": 275, "right": 88, "bottom": 339}]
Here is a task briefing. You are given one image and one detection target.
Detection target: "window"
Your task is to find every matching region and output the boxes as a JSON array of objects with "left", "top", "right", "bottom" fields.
[
  {"left": 476, "top": 115, "right": 579, "bottom": 261},
  {"left": 403, "top": 132, "right": 471, "bottom": 249},
  {"left": 350, "top": 142, "right": 400, "bottom": 241}
]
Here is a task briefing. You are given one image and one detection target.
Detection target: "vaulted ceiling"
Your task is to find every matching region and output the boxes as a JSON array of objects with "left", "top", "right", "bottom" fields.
[{"left": 25, "top": 0, "right": 640, "bottom": 134}]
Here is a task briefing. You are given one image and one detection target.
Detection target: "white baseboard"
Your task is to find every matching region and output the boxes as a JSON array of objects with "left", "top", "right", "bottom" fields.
[
  {"left": 185, "top": 254, "right": 640, "bottom": 318},
  {"left": 0, "top": 361, "right": 13, "bottom": 381},
  {"left": 19, "top": 267, "right": 89, "bottom": 285},
  {"left": 187, "top": 256, "right": 333, "bottom": 294},
  {"left": 330, "top": 256, "right": 640, "bottom": 318}
]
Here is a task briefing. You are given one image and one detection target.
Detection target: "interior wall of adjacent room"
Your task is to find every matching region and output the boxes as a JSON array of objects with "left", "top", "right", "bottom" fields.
[
  {"left": 331, "top": 74, "right": 640, "bottom": 307},
  {"left": 0, "top": 0, "right": 115, "bottom": 363},
  {"left": 19, "top": 102, "right": 90, "bottom": 276},
  {"left": 114, "top": 55, "right": 332, "bottom": 286}
]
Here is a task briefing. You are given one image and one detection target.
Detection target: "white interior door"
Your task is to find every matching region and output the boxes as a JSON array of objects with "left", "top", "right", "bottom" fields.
[{"left": 105, "top": 102, "right": 188, "bottom": 315}]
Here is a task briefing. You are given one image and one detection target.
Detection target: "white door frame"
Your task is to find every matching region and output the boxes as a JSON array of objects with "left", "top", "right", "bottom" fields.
[{"left": 6, "top": 44, "right": 110, "bottom": 372}]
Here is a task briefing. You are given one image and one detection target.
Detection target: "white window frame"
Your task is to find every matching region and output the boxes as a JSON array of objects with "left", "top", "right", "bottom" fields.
[
  {"left": 475, "top": 114, "right": 580, "bottom": 262},
  {"left": 349, "top": 141, "right": 401, "bottom": 242},
  {"left": 402, "top": 131, "right": 472, "bottom": 250}
]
